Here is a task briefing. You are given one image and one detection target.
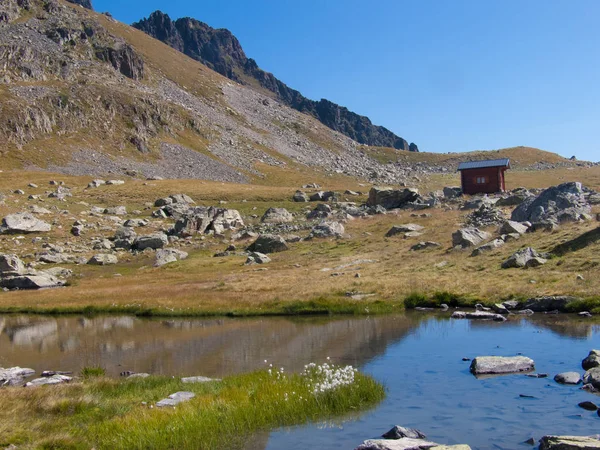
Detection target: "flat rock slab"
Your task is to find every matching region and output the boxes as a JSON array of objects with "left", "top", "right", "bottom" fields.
[
  {"left": 470, "top": 356, "right": 535, "bottom": 375},
  {"left": 554, "top": 372, "right": 582, "bottom": 385},
  {"left": 356, "top": 438, "right": 439, "bottom": 450},
  {"left": 25, "top": 374, "right": 72, "bottom": 387},
  {"left": 0, "top": 367, "right": 35, "bottom": 386},
  {"left": 181, "top": 376, "right": 220, "bottom": 383},
  {"left": 156, "top": 391, "right": 195, "bottom": 407},
  {"left": 539, "top": 435, "right": 600, "bottom": 450},
  {"left": 451, "top": 311, "right": 507, "bottom": 322}
]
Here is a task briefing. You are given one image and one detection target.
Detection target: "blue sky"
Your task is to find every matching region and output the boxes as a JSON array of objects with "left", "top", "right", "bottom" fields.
[{"left": 95, "top": 0, "right": 600, "bottom": 161}]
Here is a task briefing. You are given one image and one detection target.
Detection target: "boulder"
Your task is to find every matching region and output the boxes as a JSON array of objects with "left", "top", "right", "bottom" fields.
[
  {"left": 0, "top": 272, "right": 65, "bottom": 290},
  {"left": 308, "top": 221, "right": 345, "bottom": 239},
  {"left": 554, "top": 372, "right": 582, "bottom": 385},
  {"left": 123, "top": 219, "right": 149, "bottom": 228},
  {"left": 156, "top": 391, "right": 196, "bottom": 408},
  {"left": 499, "top": 220, "right": 529, "bottom": 235},
  {"left": 355, "top": 438, "right": 439, "bottom": 450},
  {"left": 471, "top": 239, "right": 505, "bottom": 256},
  {"left": 113, "top": 227, "right": 137, "bottom": 249},
  {"left": 452, "top": 228, "right": 491, "bottom": 248},
  {"left": 443, "top": 186, "right": 462, "bottom": 199},
  {"left": 181, "top": 376, "right": 220, "bottom": 383},
  {"left": 539, "top": 435, "right": 600, "bottom": 450},
  {"left": 518, "top": 296, "right": 576, "bottom": 312},
  {"left": 211, "top": 209, "right": 244, "bottom": 234},
  {"left": 307, "top": 203, "right": 333, "bottom": 220},
  {"left": 582, "top": 350, "right": 600, "bottom": 371},
  {"left": 88, "top": 179, "right": 106, "bottom": 188},
  {"left": 245, "top": 252, "right": 271, "bottom": 265},
  {"left": 469, "top": 356, "right": 535, "bottom": 375},
  {"left": 174, "top": 207, "right": 243, "bottom": 236},
  {"left": 310, "top": 191, "right": 336, "bottom": 202},
  {"left": 1, "top": 213, "right": 51, "bottom": 233},
  {"left": 25, "top": 374, "right": 72, "bottom": 387},
  {"left": 578, "top": 402, "right": 598, "bottom": 411},
  {"left": 154, "top": 249, "right": 188, "bottom": 267},
  {"left": 104, "top": 206, "right": 127, "bottom": 216},
  {"left": 382, "top": 426, "right": 427, "bottom": 440},
  {"left": 261, "top": 207, "right": 293, "bottom": 224},
  {"left": 386, "top": 224, "right": 424, "bottom": 237},
  {"left": 293, "top": 190, "right": 309, "bottom": 202},
  {"left": 583, "top": 368, "right": 600, "bottom": 389},
  {"left": 88, "top": 254, "right": 118, "bottom": 265},
  {"left": 501, "top": 248, "right": 548, "bottom": 269},
  {"left": 0, "top": 367, "right": 35, "bottom": 386},
  {"left": 411, "top": 241, "right": 441, "bottom": 251},
  {"left": 247, "top": 235, "right": 289, "bottom": 254},
  {"left": 133, "top": 233, "right": 169, "bottom": 251},
  {"left": 0, "top": 254, "right": 25, "bottom": 274},
  {"left": 496, "top": 188, "right": 534, "bottom": 207},
  {"left": 492, "top": 303, "right": 509, "bottom": 314},
  {"left": 367, "top": 187, "right": 420, "bottom": 210},
  {"left": 512, "top": 182, "right": 592, "bottom": 224},
  {"left": 451, "top": 311, "right": 507, "bottom": 322},
  {"left": 466, "top": 205, "right": 506, "bottom": 228}
]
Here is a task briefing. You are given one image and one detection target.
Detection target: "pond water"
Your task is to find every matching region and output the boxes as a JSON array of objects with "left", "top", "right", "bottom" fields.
[{"left": 0, "top": 312, "right": 598, "bottom": 450}]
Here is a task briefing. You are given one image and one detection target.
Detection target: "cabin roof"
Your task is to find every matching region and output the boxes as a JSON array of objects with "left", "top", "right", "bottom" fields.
[{"left": 457, "top": 158, "right": 511, "bottom": 171}]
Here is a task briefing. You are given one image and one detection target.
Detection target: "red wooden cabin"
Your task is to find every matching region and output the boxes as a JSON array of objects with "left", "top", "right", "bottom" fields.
[{"left": 458, "top": 158, "right": 510, "bottom": 195}]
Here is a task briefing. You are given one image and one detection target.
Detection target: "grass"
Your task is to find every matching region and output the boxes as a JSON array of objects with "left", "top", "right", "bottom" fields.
[{"left": 0, "top": 366, "right": 384, "bottom": 449}]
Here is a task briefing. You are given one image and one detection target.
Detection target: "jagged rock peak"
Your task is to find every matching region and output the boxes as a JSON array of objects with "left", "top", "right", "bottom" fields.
[
  {"left": 133, "top": 10, "right": 415, "bottom": 151},
  {"left": 65, "top": 0, "right": 93, "bottom": 10}
]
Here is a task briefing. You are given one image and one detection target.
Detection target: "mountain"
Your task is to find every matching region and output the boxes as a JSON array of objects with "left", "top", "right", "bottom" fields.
[
  {"left": 132, "top": 11, "right": 417, "bottom": 152},
  {"left": 66, "top": 0, "right": 93, "bottom": 10}
]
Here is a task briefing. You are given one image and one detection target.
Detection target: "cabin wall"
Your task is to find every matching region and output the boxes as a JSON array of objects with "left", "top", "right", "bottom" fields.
[{"left": 460, "top": 167, "right": 503, "bottom": 195}]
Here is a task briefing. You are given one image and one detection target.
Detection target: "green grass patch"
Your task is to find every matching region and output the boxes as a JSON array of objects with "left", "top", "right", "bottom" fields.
[{"left": 404, "top": 291, "right": 483, "bottom": 309}]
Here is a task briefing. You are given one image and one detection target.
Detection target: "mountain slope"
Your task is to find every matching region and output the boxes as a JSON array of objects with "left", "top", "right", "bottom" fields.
[{"left": 132, "top": 11, "right": 417, "bottom": 151}]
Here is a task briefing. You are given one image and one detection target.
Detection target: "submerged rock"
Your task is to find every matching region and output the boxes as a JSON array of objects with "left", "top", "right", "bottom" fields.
[{"left": 470, "top": 356, "right": 535, "bottom": 375}]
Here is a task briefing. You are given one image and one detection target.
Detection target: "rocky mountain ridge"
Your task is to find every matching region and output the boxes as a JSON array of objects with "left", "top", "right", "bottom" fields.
[{"left": 132, "top": 11, "right": 417, "bottom": 151}]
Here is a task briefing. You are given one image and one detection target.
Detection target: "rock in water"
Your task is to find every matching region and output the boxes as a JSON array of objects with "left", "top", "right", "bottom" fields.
[
  {"left": 382, "top": 425, "right": 427, "bottom": 440},
  {"left": 0, "top": 367, "right": 36, "bottom": 386},
  {"left": 583, "top": 368, "right": 600, "bottom": 390},
  {"left": 582, "top": 350, "right": 600, "bottom": 371},
  {"left": 1, "top": 213, "right": 51, "bottom": 233},
  {"left": 355, "top": 438, "right": 440, "bottom": 450},
  {"left": 554, "top": 372, "right": 582, "bottom": 385},
  {"left": 518, "top": 296, "right": 576, "bottom": 312},
  {"left": 470, "top": 356, "right": 535, "bottom": 375},
  {"left": 25, "top": 374, "right": 72, "bottom": 387},
  {"left": 539, "top": 435, "right": 600, "bottom": 450},
  {"left": 451, "top": 311, "right": 507, "bottom": 322}
]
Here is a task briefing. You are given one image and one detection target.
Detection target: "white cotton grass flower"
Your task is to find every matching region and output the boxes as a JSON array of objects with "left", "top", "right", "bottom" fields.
[{"left": 301, "top": 360, "right": 357, "bottom": 394}]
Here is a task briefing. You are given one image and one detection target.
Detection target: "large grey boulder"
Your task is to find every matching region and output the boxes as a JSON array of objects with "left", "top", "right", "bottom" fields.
[
  {"left": 582, "top": 350, "right": 600, "bottom": 371},
  {"left": 113, "top": 227, "right": 137, "bottom": 249},
  {"left": 25, "top": 374, "right": 72, "bottom": 387},
  {"left": 247, "top": 234, "right": 289, "bottom": 253},
  {"left": 443, "top": 186, "right": 462, "bottom": 199},
  {"left": 156, "top": 391, "right": 196, "bottom": 408},
  {"left": 496, "top": 188, "right": 534, "bottom": 207},
  {"left": 1, "top": 213, "right": 51, "bottom": 233},
  {"left": 133, "top": 233, "right": 169, "bottom": 251},
  {"left": 0, "top": 367, "right": 35, "bottom": 386},
  {"left": 470, "top": 356, "right": 535, "bottom": 375},
  {"left": 386, "top": 224, "right": 424, "bottom": 237},
  {"left": 517, "top": 296, "right": 576, "bottom": 312},
  {"left": 307, "top": 203, "right": 333, "bottom": 220},
  {"left": 174, "top": 207, "right": 244, "bottom": 236},
  {"left": 0, "top": 272, "right": 65, "bottom": 290},
  {"left": 245, "top": 252, "right": 271, "bottom": 265},
  {"left": 88, "top": 254, "right": 118, "bottom": 265},
  {"left": 0, "top": 254, "right": 25, "bottom": 274},
  {"left": 452, "top": 227, "right": 491, "bottom": 248},
  {"left": 293, "top": 190, "right": 309, "bottom": 202},
  {"left": 511, "top": 182, "right": 592, "bottom": 224},
  {"left": 539, "top": 435, "right": 600, "bottom": 450},
  {"left": 382, "top": 426, "right": 427, "bottom": 440},
  {"left": 471, "top": 239, "right": 504, "bottom": 256},
  {"left": 501, "top": 247, "right": 547, "bottom": 269},
  {"left": 104, "top": 206, "right": 127, "bottom": 216},
  {"left": 554, "top": 372, "right": 582, "bottom": 385},
  {"left": 367, "top": 187, "right": 420, "bottom": 210},
  {"left": 261, "top": 207, "right": 293, "bottom": 224},
  {"left": 355, "top": 438, "right": 439, "bottom": 450},
  {"left": 583, "top": 368, "right": 600, "bottom": 389},
  {"left": 499, "top": 220, "right": 529, "bottom": 235},
  {"left": 308, "top": 221, "right": 345, "bottom": 239},
  {"left": 154, "top": 248, "right": 188, "bottom": 267}
]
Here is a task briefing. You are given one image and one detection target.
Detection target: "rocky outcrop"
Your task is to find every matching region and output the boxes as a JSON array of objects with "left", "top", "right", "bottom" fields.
[
  {"left": 469, "top": 356, "right": 535, "bottom": 375},
  {"left": 1, "top": 212, "right": 51, "bottom": 233},
  {"left": 132, "top": 11, "right": 414, "bottom": 150},
  {"left": 517, "top": 296, "right": 576, "bottom": 312},
  {"left": 539, "top": 435, "right": 600, "bottom": 450},
  {"left": 174, "top": 207, "right": 244, "bottom": 236},
  {"left": 65, "top": 0, "right": 93, "bottom": 10},
  {"left": 367, "top": 187, "right": 420, "bottom": 210},
  {"left": 582, "top": 350, "right": 600, "bottom": 371},
  {"left": 501, "top": 247, "right": 548, "bottom": 269},
  {"left": 95, "top": 42, "right": 145, "bottom": 80}
]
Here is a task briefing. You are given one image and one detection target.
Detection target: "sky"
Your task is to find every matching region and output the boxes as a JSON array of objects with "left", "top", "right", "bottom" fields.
[{"left": 95, "top": 0, "right": 600, "bottom": 161}]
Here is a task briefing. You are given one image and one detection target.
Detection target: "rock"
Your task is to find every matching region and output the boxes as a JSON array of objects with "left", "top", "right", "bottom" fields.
[
  {"left": 88, "top": 179, "right": 106, "bottom": 188},
  {"left": 133, "top": 233, "right": 169, "bottom": 251},
  {"left": 411, "top": 241, "right": 441, "bottom": 251},
  {"left": 71, "top": 224, "right": 84, "bottom": 236},
  {"left": 386, "top": 224, "right": 424, "bottom": 237},
  {"left": 88, "top": 254, "right": 118, "bottom": 265},
  {"left": 470, "top": 356, "right": 535, "bottom": 375},
  {"left": 245, "top": 252, "right": 271, "bottom": 265},
  {"left": 307, "top": 203, "right": 333, "bottom": 220},
  {"left": 451, "top": 311, "right": 507, "bottom": 322},
  {"left": 578, "top": 311, "right": 592, "bottom": 318},
  {"left": 174, "top": 207, "right": 244, "bottom": 236},
  {"left": 582, "top": 350, "right": 600, "bottom": 371},
  {"left": 355, "top": 438, "right": 439, "bottom": 450},
  {"left": 247, "top": 234, "right": 289, "bottom": 253},
  {"left": 512, "top": 182, "right": 592, "bottom": 225},
  {"left": 539, "top": 435, "right": 600, "bottom": 450},
  {"left": 123, "top": 219, "right": 149, "bottom": 228},
  {"left": 0, "top": 367, "right": 35, "bottom": 386},
  {"left": 231, "top": 230, "right": 259, "bottom": 241},
  {"left": 367, "top": 187, "right": 420, "bottom": 210},
  {"left": 443, "top": 186, "right": 462, "bottom": 199},
  {"left": 181, "top": 376, "right": 220, "bottom": 383},
  {"left": 492, "top": 303, "right": 509, "bottom": 314},
  {"left": 471, "top": 239, "right": 505, "bottom": 256},
  {"left": 106, "top": 180, "right": 125, "bottom": 185},
  {"left": 554, "top": 372, "right": 582, "bottom": 385},
  {"left": 113, "top": 227, "right": 137, "bottom": 249},
  {"left": 345, "top": 190, "right": 361, "bottom": 196},
  {"left": 156, "top": 391, "right": 196, "bottom": 408},
  {"left": 452, "top": 228, "right": 491, "bottom": 248},
  {"left": 382, "top": 426, "right": 427, "bottom": 440},
  {"left": 261, "top": 207, "right": 293, "bottom": 224},
  {"left": 25, "top": 374, "right": 72, "bottom": 387},
  {"left": 0, "top": 254, "right": 25, "bottom": 274},
  {"left": 0, "top": 272, "right": 65, "bottom": 290},
  {"left": 518, "top": 296, "right": 576, "bottom": 312},
  {"left": 501, "top": 247, "right": 548, "bottom": 269},
  {"left": 500, "top": 220, "right": 529, "bottom": 235},
  {"left": 104, "top": 206, "right": 128, "bottom": 216},
  {"left": 154, "top": 248, "right": 188, "bottom": 267},
  {"left": 496, "top": 188, "right": 534, "bottom": 207},
  {"left": 308, "top": 221, "right": 345, "bottom": 239},
  {"left": 155, "top": 194, "right": 194, "bottom": 207},
  {"left": 309, "top": 191, "right": 336, "bottom": 202},
  {"left": 1, "top": 212, "right": 51, "bottom": 233},
  {"left": 502, "top": 300, "right": 519, "bottom": 310},
  {"left": 583, "top": 368, "right": 600, "bottom": 389},
  {"left": 293, "top": 190, "right": 309, "bottom": 202},
  {"left": 127, "top": 373, "right": 150, "bottom": 379},
  {"left": 466, "top": 205, "right": 506, "bottom": 228},
  {"left": 577, "top": 402, "right": 598, "bottom": 411}
]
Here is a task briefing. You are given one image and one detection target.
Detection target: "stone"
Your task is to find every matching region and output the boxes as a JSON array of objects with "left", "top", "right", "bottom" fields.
[
  {"left": 492, "top": 303, "right": 509, "bottom": 314},
  {"left": 502, "top": 300, "right": 519, "bottom": 310},
  {"left": 0, "top": 367, "right": 35, "bottom": 386},
  {"left": 501, "top": 248, "right": 548, "bottom": 269},
  {"left": 106, "top": 180, "right": 125, "bottom": 185},
  {"left": 0, "top": 254, "right": 25, "bottom": 274},
  {"left": 1, "top": 212, "right": 51, "bottom": 233},
  {"left": 577, "top": 402, "right": 598, "bottom": 411},
  {"left": 293, "top": 190, "right": 309, "bottom": 202},
  {"left": 367, "top": 187, "right": 420, "bottom": 210},
  {"left": 451, "top": 311, "right": 507, "bottom": 322},
  {"left": 554, "top": 372, "right": 582, "bottom": 385},
  {"left": 123, "top": 219, "right": 149, "bottom": 227},
  {"left": 154, "top": 248, "right": 188, "bottom": 267},
  {"left": 309, "top": 191, "right": 336, "bottom": 202},
  {"left": 382, "top": 426, "right": 427, "bottom": 440},
  {"left": 443, "top": 186, "right": 462, "bottom": 199},
  {"left": 156, "top": 391, "right": 196, "bottom": 408},
  {"left": 411, "top": 241, "right": 441, "bottom": 251},
  {"left": 25, "top": 374, "right": 72, "bottom": 387},
  {"left": 127, "top": 373, "right": 150, "bottom": 379},
  {"left": 113, "top": 227, "right": 137, "bottom": 249},
  {"left": 247, "top": 234, "right": 289, "bottom": 253},
  {"left": 452, "top": 228, "right": 491, "bottom": 248},
  {"left": 0, "top": 272, "right": 65, "bottom": 290},
  {"left": 582, "top": 350, "right": 600, "bottom": 371},
  {"left": 71, "top": 224, "right": 84, "bottom": 236},
  {"left": 470, "top": 356, "right": 535, "bottom": 375},
  {"left": 181, "top": 376, "right": 220, "bottom": 383},
  {"left": 88, "top": 254, "right": 118, "bottom": 265},
  {"left": 245, "top": 252, "right": 271, "bottom": 265},
  {"left": 355, "top": 438, "right": 439, "bottom": 450},
  {"left": 471, "top": 239, "right": 505, "bottom": 256},
  {"left": 308, "top": 221, "right": 345, "bottom": 239},
  {"left": 539, "top": 435, "right": 600, "bottom": 450},
  {"left": 307, "top": 203, "right": 333, "bottom": 220},
  {"left": 386, "top": 224, "right": 424, "bottom": 237},
  {"left": 500, "top": 220, "right": 529, "bottom": 235},
  {"left": 104, "top": 206, "right": 127, "bottom": 216},
  {"left": 518, "top": 296, "right": 576, "bottom": 312},
  {"left": 133, "top": 233, "right": 169, "bottom": 251},
  {"left": 88, "top": 179, "right": 106, "bottom": 188},
  {"left": 583, "top": 368, "right": 600, "bottom": 389},
  {"left": 261, "top": 207, "right": 293, "bottom": 224},
  {"left": 174, "top": 207, "right": 244, "bottom": 236},
  {"left": 496, "top": 188, "right": 534, "bottom": 207}
]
